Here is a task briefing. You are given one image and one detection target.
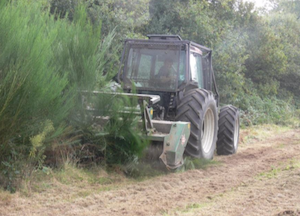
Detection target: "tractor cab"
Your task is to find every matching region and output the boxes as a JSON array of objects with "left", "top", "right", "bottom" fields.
[
  {"left": 117, "top": 35, "right": 218, "bottom": 121},
  {"left": 118, "top": 35, "right": 215, "bottom": 93}
]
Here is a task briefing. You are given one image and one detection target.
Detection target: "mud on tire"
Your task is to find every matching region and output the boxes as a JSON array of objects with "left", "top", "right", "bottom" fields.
[
  {"left": 216, "top": 105, "right": 240, "bottom": 155},
  {"left": 176, "top": 89, "right": 218, "bottom": 159}
]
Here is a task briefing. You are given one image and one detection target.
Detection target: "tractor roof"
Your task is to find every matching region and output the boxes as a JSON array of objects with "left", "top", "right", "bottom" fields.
[{"left": 124, "top": 34, "right": 212, "bottom": 54}]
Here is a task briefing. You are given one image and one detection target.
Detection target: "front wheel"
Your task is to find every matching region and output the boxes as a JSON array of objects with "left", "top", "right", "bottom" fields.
[
  {"left": 176, "top": 89, "right": 218, "bottom": 159},
  {"left": 216, "top": 105, "right": 240, "bottom": 155}
]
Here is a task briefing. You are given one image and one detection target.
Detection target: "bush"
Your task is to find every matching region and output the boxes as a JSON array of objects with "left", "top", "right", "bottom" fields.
[
  {"left": 77, "top": 91, "right": 149, "bottom": 166},
  {"left": 237, "top": 95, "right": 295, "bottom": 127},
  {"left": 0, "top": 0, "right": 110, "bottom": 191}
]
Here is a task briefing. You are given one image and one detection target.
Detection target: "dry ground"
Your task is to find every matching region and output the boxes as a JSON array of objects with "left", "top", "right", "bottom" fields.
[{"left": 1, "top": 125, "right": 300, "bottom": 216}]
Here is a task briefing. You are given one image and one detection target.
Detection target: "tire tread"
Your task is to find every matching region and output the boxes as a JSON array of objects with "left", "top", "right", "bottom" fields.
[{"left": 216, "top": 105, "right": 239, "bottom": 155}]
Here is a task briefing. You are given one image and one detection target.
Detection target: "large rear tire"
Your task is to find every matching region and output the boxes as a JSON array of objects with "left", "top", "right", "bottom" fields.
[
  {"left": 176, "top": 89, "right": 218, "bottom": 159},
  {"left": 216, "top": 105, "right": 240, "bottom": 155}
]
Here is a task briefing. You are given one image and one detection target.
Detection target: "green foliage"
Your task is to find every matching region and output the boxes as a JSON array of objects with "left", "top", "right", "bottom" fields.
[
  {"left": 60, "top": 86, "right": 149, "bottom": 170},
  {"left": 238, "top": 95, "right": 295, "bottom": 126},
  {"left": 214, "top": 29, "right": 248, "bottom": 104},
  {"left": 28, "top": 120, "right": 56, "bottom": 172},
  {"left": 92, "top": 92, "right": 149, "bottom": 165},
  {"left": 0, "top": 1, "right": 74, "bottom": 188},
  {"left": 49, "top": 3, "right": 103, "bottom": 90},
  {"left": 267, "top": 10, "right": 300, "bottom": 98},
  {"left": 50, "top": 0, "right": 78, "bottom": 21},
  {"left": 244, "top": 19, "right": 287, "bottom": 94},
  {"left": 0, "top": 0, "right": 117, "bottom": 190}
]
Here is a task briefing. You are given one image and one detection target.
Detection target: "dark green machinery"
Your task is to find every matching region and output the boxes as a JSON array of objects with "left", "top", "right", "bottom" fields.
[{"left": 94, "top": 35, "right": 240, "bottom": 169}]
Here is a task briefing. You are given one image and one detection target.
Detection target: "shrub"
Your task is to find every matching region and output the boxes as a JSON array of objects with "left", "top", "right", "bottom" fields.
[{"left": 0, "top": 0, "right": 109, "bottom": 191}]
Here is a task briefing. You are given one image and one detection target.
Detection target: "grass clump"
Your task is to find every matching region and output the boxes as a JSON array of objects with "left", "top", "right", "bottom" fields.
[
  {"left": 121, "top": 162, "right": 167, "bottom": 180},
  {"left": 18, "top": 161, "right": 128, "bottom": 197},
  {"left": 182, "top": 157, "right": 220, "bottom": 171},
  {"left": 0, "top": 189, "right": 13, "bottom": 206}
]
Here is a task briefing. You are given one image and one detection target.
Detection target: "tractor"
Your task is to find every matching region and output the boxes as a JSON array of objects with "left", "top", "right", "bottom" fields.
[{"left": 93, "top": 34, "right": 240, "bottom": 169}]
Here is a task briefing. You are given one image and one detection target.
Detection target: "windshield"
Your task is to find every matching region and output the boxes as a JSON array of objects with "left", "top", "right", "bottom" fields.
[{"left": 122, "top": 43, "right": 186, "bottom": 91}]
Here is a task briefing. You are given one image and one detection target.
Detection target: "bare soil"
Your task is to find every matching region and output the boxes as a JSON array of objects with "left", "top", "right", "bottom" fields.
[{"left": 1, "top": 126, "right": 300, "bottom": 216}]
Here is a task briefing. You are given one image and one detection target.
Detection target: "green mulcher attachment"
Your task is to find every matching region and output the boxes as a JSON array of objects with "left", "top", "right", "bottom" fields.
[
  {"left": 139, "top": 94, "right": 190, "bottom": 169},
  {"left": 84, "top": 91, "right": 190, "bottom": 170},
  {"left": 145, "top": 118, "right": 190, "bottom": 169}
]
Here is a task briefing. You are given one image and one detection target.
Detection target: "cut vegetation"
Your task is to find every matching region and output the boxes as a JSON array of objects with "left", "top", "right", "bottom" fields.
[{"left": 1, "top": 125, "right": 300, "bottom": 216}]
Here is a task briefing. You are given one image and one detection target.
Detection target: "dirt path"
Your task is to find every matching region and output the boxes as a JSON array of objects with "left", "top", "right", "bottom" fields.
[{"left": 1, "top": 126, "right": 300, "bottom": 216}]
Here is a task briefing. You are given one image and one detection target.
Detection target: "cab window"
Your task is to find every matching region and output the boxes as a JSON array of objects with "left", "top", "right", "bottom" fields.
[{"left": 190, "top": 52, "right": 203, "bottom": 88}]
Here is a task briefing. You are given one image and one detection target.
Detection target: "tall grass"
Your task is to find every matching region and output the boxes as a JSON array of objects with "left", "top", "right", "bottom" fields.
[{"left": 0, "top": 0, "right": 108, "bottom": 191}]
